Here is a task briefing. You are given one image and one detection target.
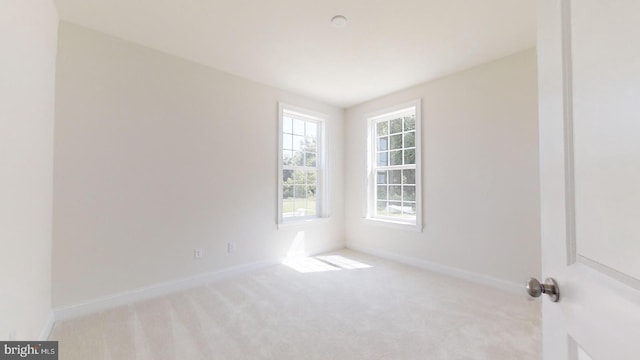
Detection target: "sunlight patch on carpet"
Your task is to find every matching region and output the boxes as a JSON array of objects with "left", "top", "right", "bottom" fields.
[
  {"left": 282, "top": 257, "right": 341, "bottom": 273},
  {"left": 283, "top": 255, "right": 372, "bottom": 273},
  {"left": 316, "top": 255, "right": 372, "bottom": 270}
]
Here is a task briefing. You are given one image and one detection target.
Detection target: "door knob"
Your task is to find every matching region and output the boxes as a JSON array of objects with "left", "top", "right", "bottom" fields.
[{"left": 526, "top": 277, "right": 560, "bottom": 302}]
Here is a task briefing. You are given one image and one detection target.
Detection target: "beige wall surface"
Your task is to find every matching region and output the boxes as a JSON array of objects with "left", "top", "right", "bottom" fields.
[
  {"left": 0, "top": 0, "right": 58, "bottom": 340},
  {"left": 344, "top": 50, "right": 541, "bottom": 286},
  {"left": 53, "top": 23, "right": 345, "bottom": 307}
]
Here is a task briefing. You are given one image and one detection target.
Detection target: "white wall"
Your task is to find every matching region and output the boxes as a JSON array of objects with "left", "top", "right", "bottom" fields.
[
  {"left": 344, "top": 50, "right": 540, "bottom": 286},
  {"left": 53, "top": 23, "right": 344, "bottom": 308},
  {"left": 0, "top": 1, "right": 58, "bottom": 339}
]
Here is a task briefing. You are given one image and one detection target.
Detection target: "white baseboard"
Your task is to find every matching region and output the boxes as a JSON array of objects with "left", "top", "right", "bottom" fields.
[
  {"left": 53, "top": 243, "right": 345, "bottom": 322},
  {"left": 39, "top": 312, "right": 55, "bottom": 340},
  {"left": 53, "top": 257, "right": 281, "bottom": 322},
  {"left": 347, "top": 242, "right": 523, "bottom": 295}
]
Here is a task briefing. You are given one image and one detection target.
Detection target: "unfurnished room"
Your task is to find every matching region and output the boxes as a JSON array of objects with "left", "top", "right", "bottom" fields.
[{"left": 1, "top": 0, "right": 639, "bottom": 359}]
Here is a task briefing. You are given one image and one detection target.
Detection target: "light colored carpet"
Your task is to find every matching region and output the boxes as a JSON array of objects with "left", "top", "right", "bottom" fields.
[{"left": 49, "top": 249, "right": 541, "bottom": 359}]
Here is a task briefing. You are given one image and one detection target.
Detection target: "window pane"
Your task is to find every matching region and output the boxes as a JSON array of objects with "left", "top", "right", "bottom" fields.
[
  {"left": 283, "top": 185, "right": 293, "bottom": 199},
  {"left": 388, "top": 201, "right": 402, "bottom": 215},
  {"left": 293, "top": 119, "right": 305, "bottom": 135},
  {"left": 390, "top": 150, "right": 402, "bottom": 165},
  {"left": 376, "top": 201, "right": 388, "bottom": 216},
  {"left": 390, "top": 118, "right": 402, "bottom": 133},
  {"left": 390, "top": 170, "right": 402, "bottom": 184},
  {"left": 403, "top": 185, "right": 416, "bottom": 201},
  {"left": 292, "top": 151, "right": 304, "bottom": 166},
  {"left": 283, "top": 187, "right": 294, "bottom": 217},
  {"left": 283, "top": 169, "right": 293, "bottom": 183},
  {"left": 305, "top": 185, "right": 317, "bottom": 216},
  {"left": 377, "top": 185, "right": 388, "bottom": 200},
  {"left": 404, "top": 115, "right": 415, "bottom": 131},
  {"left": 283, "top": 134, "right": 293, "bottom": 150},
  {"left": 283, "top": 116, "right": 293, "bottom": 133},
  {"left": 304, "top": 137, "right": 316, "bottom": 152},
  {"left": 389, "top": 185, "right": 402, "bottom": 200},
  {"left": 306, "top": 121, "right": 317, "bottom": 138},
  {"left": 377, "top": 137, "right": 388, "bottom": 151},
  {"left": 403, "top": 202, "right": 417, "bottom": 216},
  {"left": 291, "top": 169, "right": 306, "bottom": 184},
  {"left": 306, "top": 170, "right": 316, "bottom": 185},
  {"left": 303, "top": 202, "right": 316, "bottom": 216},
  {"left": 307, "top": 183, "right": 316, "bottom": 197},
  {"left": 402, "top": 169, "right": 415, "bottom": 184},
  {"left": 404, "top": 131, "right": 415, "bottom": 148},
  {"left": 292, "top": 135, "right": 304, "bottom": 151},
  {"left": 376, "top": 121, "right": 388, "bottom": 136},
  {"left": 390, "top": 134, "right": 402, "bottom": 150},
  {"left": 404, "top": 149, "right": 415, "bottom": 165},
  {"left": 377, "top": 170, "right": 387, "bottom": 184},
  {"left": 377, "top": 152, "right": 388, "bottom": 166},
  {"left": 293, "top": 199, "right": 306, "bottom": 216},
  {"left": 283, "top": 150, "right": 293, "bottom": 165},
  {"left": 305, "top": 152, "right": 316, "bottom": 167},
  {"left": 294, "top": 185, "right": 306, "bottom": 199}
]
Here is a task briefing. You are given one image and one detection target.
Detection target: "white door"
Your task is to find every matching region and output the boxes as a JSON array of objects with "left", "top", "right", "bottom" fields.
[{"left": 537, "top": 0, "right": 640, "bottom": 359}]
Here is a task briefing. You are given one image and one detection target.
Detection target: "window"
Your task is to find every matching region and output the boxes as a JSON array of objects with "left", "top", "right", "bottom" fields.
[
  {"left": 366, "top": 100, "right": 421, "bottom": 230},
  {"left": 278, "top": 103, "right": 327, "bottom": 224}
]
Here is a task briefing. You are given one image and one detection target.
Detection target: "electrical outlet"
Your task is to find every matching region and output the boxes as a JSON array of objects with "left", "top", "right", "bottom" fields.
[
  {"left": 194, "top": 248, "right": 203, "bottom": 259},
  {"left": 227, "top": 242, "right": 236, "bottom": 253}
]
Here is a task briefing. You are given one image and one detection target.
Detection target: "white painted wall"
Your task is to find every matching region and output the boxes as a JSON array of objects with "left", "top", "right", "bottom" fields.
[
  {"left": 0, "top": 1, "right": 58, "bottom": 339},
  {"left": 344, "top": 50, "right": 540, "bottom": 286},
  {"left": 53, "top": 23, "right": 344, "bottom": 308}
]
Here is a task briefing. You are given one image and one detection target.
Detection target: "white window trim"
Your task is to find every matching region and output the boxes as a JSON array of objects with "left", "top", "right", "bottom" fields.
[
  {"left": 277, "top": 102, "right": 329, "bottom": 228},
  {"left": 364, "top": 99, "right": 423, "bottom": 232}
]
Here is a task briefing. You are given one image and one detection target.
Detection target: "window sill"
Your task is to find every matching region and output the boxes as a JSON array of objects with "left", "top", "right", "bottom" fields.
[
  {"left": 363, "top": 217, "right": 423, "bottom": 232},
  {"left": 277, "top": 217, "right": 330, "bottom": 230}
]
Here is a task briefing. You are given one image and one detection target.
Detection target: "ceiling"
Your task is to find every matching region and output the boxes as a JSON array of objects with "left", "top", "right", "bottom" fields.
[{"left": 54, "top": 0, "right": 536, "bottom": 108}]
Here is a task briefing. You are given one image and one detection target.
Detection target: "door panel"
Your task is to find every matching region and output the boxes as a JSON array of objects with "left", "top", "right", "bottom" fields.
[
  {"left": 572, "top": 0, "right": 640, "bottom": 281},
  {"left": 538, "top": 0, "right": 640, "bottom": 359}
]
